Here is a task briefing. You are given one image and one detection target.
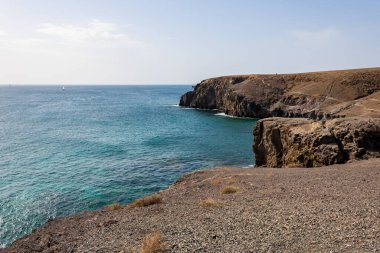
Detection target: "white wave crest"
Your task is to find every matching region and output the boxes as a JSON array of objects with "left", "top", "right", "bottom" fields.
[{"left": 214, "top": 112, "right": 256, "bottom": 120}]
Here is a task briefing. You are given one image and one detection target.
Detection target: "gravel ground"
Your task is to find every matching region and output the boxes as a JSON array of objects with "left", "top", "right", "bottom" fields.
[{"left": 2, "top": 158, "right": 380, "bottom": 253}]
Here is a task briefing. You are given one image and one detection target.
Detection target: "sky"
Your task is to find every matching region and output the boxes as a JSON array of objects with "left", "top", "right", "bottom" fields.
[{"left": 0, "top": 0, "right": 379, "bottom": 84}]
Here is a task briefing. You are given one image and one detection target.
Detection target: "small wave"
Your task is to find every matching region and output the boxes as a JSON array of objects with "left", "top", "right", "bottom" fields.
[
  {"left": 215, "top": 112, "right": 235, "bottom": 118},
  {"left": 242, "top": 164, "right": 255, "bottom": 168},
  {"left": 214, "top": 112, "right": 256, "bottom": 120},
  {"left": 172, "top": 105, "right": 219, "bottom": 111},
  {"left": 180, "top": 107, "right": 219, "bottom": 111}
]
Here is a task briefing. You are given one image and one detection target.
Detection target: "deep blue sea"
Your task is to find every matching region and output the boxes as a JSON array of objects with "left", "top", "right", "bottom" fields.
[{"left": 0, "top": 85, "right": 257, "bottom": 247}]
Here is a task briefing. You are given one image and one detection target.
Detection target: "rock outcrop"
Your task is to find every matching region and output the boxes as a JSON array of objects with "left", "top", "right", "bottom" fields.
[
  {"left": 180, "top": 68, "right": 380, "bottom": 119},
  {"left": 181, "top": 67, "right": 380, "bottom": 168},
  {"left": 253, "top": 117, "right": 380, "bottom": 168}
]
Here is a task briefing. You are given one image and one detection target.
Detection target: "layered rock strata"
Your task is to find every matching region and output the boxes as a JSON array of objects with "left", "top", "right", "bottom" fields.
[
  {"left": 180, "top": 68, "right": 380, "bottom": 167},
  {"left": 180, "top": 68, "right": 380, "bottom": 119},
  {"left": 253, "top": 117, "right": 380, "bottom": 168}
]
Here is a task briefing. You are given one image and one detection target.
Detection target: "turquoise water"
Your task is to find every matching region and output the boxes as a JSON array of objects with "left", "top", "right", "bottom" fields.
[{"left": 0, "top": 85, "right": 257, "bottom": 247}]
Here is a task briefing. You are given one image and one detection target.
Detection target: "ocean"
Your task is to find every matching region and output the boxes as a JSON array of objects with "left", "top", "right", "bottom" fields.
[{"left": 0, "top": 85, "right": 257, "bottom": 247}]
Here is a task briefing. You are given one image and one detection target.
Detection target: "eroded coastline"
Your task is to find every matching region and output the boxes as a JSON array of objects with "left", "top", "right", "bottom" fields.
[
  {"left": 181, "top": 67, "right": 380, "bottom": 168},
  {"left": 2, "top": 68, "right": 380, "bottom": 252}
]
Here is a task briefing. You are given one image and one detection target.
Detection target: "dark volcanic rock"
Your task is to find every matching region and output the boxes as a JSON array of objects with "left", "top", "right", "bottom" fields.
[
  {"left": 179, "top": 91, "right": 194, "bottom": 107},
  {"left": 253, "top": 117, "right": 380, "bottom": 168},
  {"left": 181, "top": 68, "right": 380, "bottom": 168},
  {"left": 180, "top": 68, "right": 380, "bottom": 118}
]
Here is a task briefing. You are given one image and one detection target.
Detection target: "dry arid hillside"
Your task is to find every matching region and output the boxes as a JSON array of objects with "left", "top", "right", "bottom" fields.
[
  {"left": 181, "top": 67, "right": 380, "bottom": 168},
  {"left": 180, "top": 68, "right": 380, "bottom": 118}
]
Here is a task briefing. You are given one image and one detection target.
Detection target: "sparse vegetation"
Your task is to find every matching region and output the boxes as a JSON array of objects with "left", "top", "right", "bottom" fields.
[
  {"left": 200, "top": 197, "right": 222, "bottom": 208},
  {"left": 211, "top": 176, "right": 237, "bottom": 186},
  {"left": 140, "top": 231, "right": 163, "bottom": 253},
  {"left": 220, "top": 185, "right": 240, "bottom": 194},
  {"left": 106, "top": 203, "right": 122, "bottom": 211},
  {"left": 131, "top": 194, "right": 162, "bottom": 208}
]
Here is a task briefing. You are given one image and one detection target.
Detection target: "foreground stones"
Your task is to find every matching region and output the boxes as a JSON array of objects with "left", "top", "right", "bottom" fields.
[
  {"left": 253, "top": 117, "right": 380, "bottom": 167},
  {"left": 2, "top": 160, "right": 380, "bottom": 252}
]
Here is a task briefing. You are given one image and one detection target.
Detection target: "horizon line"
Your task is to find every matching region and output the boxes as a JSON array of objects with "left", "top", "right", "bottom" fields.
[{"left": 0, "top": 83, "right": 192, "bottom": 86}]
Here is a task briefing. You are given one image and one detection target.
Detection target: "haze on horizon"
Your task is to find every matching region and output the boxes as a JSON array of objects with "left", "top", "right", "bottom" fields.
[{"left": 0, "top": 0, "right": 379, "bottom": 85}]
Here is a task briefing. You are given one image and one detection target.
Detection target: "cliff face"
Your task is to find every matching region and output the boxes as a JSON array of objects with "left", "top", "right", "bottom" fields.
[
  {"left": 180, "top": 68, "right": 380, "bottom": 119},
  {"left": 253, "top": 117, "right": 380, "bottom": 168},
  {"left": 181, "top": 68, "right": 380, "bottom": 168}
]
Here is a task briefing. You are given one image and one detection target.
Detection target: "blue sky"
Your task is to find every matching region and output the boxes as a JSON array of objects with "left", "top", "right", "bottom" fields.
[{"left": 0, "top": 0, "right": 379, "bottom": 84}]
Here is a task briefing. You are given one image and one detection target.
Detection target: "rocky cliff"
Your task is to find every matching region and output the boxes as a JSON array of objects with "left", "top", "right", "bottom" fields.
[
  {"left": 180, "top": 68, "right": 380, "bottom": 119},
  {"left": 253, "top": 117, "right": 380, "bottom": 168},
  {"left": 181, "top": 68, "right": 380, "bottom": 167}
]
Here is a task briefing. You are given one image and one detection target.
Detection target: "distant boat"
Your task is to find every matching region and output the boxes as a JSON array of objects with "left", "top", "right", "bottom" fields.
[{"left": 62, "top": 86, "right": 65, "bottom": 91}]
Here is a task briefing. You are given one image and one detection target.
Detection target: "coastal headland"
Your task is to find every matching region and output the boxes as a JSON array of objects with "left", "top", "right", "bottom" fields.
[
  {"left": 2, "top": 68, "right": 380, "bottom": 252},
  {"left": 181, "top": 67, "right": 380, "bottom": 168}
]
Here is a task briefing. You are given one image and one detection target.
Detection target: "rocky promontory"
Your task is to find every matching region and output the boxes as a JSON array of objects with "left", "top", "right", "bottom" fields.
[
  {"left": 253, "top": 117, "right": 380, "bottom": 168},
  {"left": 180, "top": 68, "right": 380, "bottom": 119},
  {"left": 2, "top": 68, "right": 379, "bottom": 252},
  {"left": 180, "top": 68, "right": 380, "bottom": 167}
]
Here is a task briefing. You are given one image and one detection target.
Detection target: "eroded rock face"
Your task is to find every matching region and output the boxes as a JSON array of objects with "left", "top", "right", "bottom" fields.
[
  {"left": 180, "top": 68, "right": 380, "bottom": 118},
  {"left": 253, "top": 117, "right": 380, "bottom": 168},
  {"left": 180, "top": 68, "right": 380, "bottom": 168}
]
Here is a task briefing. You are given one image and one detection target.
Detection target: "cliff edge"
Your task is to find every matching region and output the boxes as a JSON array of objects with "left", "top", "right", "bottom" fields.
[
  {"left": 180, "top": 68, "right": 380, "bottom": 167},
  {"left": 180, "top": 68, "right": 380, "bottom": 119},
  {"left": 1, "top": 68, "right": 380, "bottom": 251},
  {"left": 253, "top": 117, "right": 380, "bottom": 167}
]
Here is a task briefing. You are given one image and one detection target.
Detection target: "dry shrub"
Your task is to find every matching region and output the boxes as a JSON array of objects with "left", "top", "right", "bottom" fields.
[
  {"left": 131, "top": 194, "right": 162, "bottom": 208},
  {"left": 286, "top": 163, "right": 303, "bottom": 168},
  {"left": 211, "top": 176, "right": 238, "bottom": 186},
  {"left": 106, "top": 203, "right": 122, "bottom": 211},
  {"left": 220, "top": 185, "right": 240, "bottom": 194},
  {"left": 140, "top": 231, "right": 163, "bottom": 253},
  {"left": 200, "top": 197, "right": 222, "bottom": 208}
]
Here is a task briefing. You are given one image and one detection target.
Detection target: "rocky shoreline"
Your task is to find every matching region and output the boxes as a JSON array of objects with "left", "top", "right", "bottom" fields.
[
  {"left": 254, "top": 117, "right": 380, "bottom": 168},
  {"left": 2, "top": 159, "right": 380, "bottom": 252},
  {"left": 2, "top": 68, "right": 380, "bottom": 252},
  {"left": 179, "top": 68, "right": 380, "bottom": 119},
  {"left": 181, "top": 68, "right": 380, "bottom": 168}
]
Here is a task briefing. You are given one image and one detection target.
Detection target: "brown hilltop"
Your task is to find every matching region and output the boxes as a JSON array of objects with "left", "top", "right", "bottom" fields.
[
  {"left": 181, "top": 67, "right": 380, "bottom": 168},
  {"left": 180, "top": 67, "right": 380, "bottom": 119}
]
